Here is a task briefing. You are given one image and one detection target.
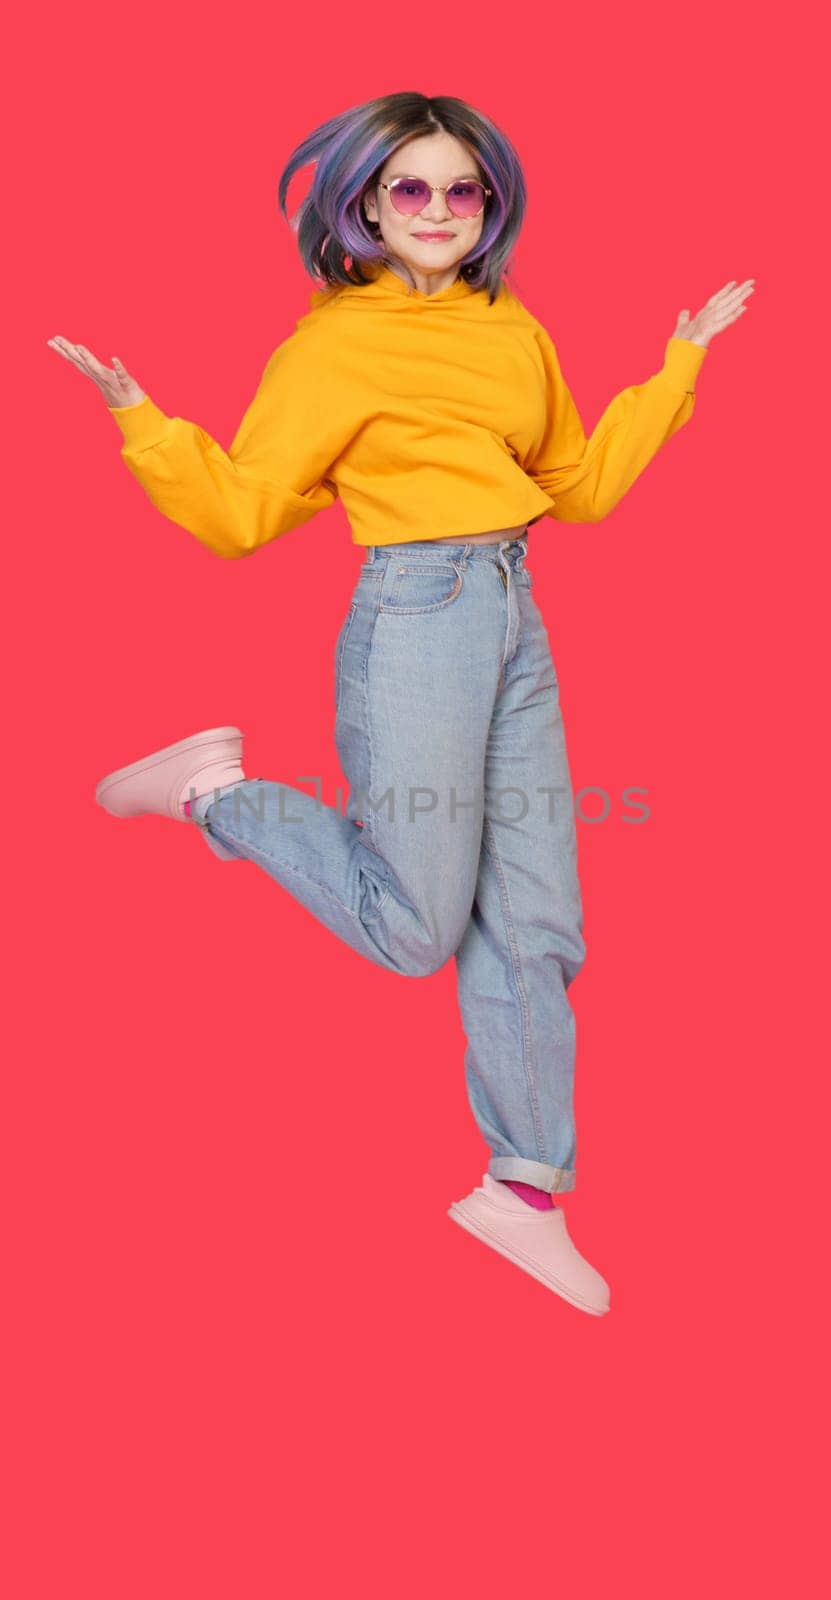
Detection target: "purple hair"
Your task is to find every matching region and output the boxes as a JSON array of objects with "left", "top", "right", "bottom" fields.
[{"left": 276, "top": 91, "right": 527, "bottom": 307}]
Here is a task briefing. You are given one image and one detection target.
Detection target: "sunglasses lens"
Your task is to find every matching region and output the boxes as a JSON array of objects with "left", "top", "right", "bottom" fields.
[
  {"left": 389, "top": 180, "right": 432, "bottom": 215},
  {"left": 447, "top": 182, "right": 486, "bottom": 217},
  {"left": 388, "top": 180, "right": 487, "bottom": 217}
]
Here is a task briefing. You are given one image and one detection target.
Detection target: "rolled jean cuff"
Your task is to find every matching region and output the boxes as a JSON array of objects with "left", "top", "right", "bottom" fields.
[{"left": 488, "top": 1156, "right": 576, "bottom": 1194}]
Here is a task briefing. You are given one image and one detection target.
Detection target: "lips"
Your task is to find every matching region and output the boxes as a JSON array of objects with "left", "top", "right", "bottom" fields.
[{"left": 412, "top": 232, "right": 454, "bottom": 240}]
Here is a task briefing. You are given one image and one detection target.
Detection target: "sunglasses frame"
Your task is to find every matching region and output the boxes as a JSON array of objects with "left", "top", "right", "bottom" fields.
[{"left": 377, "top": 176, "right": 492, "bottom": 219}]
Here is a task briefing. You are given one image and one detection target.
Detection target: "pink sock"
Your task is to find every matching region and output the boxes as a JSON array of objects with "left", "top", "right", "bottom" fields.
[{"left": 500, "top": 1179, "right": 556, "bottom": 1210}]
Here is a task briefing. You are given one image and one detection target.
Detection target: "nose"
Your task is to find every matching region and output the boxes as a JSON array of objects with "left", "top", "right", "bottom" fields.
[{"left": 419, "top": 190, "right": 454, "bottom": 226}]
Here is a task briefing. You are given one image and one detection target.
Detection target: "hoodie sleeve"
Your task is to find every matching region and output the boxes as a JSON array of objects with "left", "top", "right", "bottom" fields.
[
  {"left": 106, "top": 319, "right": 347, "bottom": 558},
  {"left": 524, "top": 323, "right": 708, "bottom": 523}
]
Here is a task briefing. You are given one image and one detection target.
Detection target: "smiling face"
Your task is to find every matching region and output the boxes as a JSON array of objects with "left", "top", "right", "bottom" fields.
[{"left": 362, "top": 130, "right": 487, "bottom": 297}]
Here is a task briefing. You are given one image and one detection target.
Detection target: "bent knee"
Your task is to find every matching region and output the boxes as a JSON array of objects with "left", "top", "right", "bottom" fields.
[
  {"left": 401, "top": 951, "right": 452, "bottom": 979},
  {"left": 399, "top": 924, "right": 463, "bottom": 978}
]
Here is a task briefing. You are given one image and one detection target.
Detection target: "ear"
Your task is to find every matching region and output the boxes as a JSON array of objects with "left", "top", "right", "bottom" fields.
[{"left": 363, "top": 185, "right": 378, "bottom": 223}]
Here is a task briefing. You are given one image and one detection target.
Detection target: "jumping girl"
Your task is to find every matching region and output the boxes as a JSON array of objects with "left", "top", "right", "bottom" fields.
[{"left": 47, "top": 91, "right": 753, "bottom": 1316}]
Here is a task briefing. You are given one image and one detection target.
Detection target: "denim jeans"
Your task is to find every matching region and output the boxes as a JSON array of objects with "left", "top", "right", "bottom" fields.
[{"left": 199, "top": 535, "right": 586, "bottom": 1193}]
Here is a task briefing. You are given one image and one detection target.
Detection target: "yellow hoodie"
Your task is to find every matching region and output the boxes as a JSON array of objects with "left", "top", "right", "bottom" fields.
[{"left": 107, "top": 260, "right": 708, "bottom": 558}]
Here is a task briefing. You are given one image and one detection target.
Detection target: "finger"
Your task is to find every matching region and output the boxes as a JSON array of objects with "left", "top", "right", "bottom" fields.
[
  {"left": 47, "top": 338, "right": 117, "bottom": 398},
  {"left": 49, "top": 335, "right": 90, "bottom": 364},
  {"left": 47, "top": 337, "right": 85, "bottom": 369},
  {"left": 718, "top": 286, "right": 754, "bottom": 310},
  {"left": 74, "top": 344, "right": 110, "bottom": 377},
  {"left": 49, "top": 337, "right": 105, "bottom": 378},
  {"left": 708, "top": 307, "right": 749, "bottom": 332},
  {"left": 711, "top": 280, "right": 755, "bottom": 305}
]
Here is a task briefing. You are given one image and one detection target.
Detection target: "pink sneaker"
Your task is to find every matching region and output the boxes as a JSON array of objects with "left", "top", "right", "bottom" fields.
[
  {"left": 448, "top": 1173, "right": 611, "bottom": 1316},
  {"left": 94, "top": 726, "right": 245, "bottom": 862}
]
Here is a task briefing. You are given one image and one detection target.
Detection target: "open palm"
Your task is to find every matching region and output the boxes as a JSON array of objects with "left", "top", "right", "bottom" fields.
[
  {"left": 46, "top": 336, "right": 145, "bottom": 408},
  {"left": 673, "top": 279, "right": 755, "bottom": 348}
]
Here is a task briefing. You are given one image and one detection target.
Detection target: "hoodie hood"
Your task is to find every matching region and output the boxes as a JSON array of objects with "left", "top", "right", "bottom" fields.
[{"left": 306, "top": 259, "right": 488, "bottom": 315}]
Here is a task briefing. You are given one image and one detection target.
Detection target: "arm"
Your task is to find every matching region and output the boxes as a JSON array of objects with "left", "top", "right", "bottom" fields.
[
  {"left": 107, "top": 325, "right": 345, "bottom": 559},
  {"left": 524, "top": 324, "right": 708, "bottom": 524}
]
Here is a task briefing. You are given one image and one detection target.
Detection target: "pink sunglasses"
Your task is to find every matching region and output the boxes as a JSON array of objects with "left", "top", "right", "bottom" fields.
[{"left": 377, "top": 177, "right": 492, "bottom": 219}]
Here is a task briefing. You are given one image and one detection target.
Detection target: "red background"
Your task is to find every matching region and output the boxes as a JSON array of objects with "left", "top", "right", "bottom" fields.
[{"left": 7, "top": 1, "right": 827, "bottom": 1594}]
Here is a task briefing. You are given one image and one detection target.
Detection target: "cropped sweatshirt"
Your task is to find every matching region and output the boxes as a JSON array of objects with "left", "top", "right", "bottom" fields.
[{"left": 106, "top": 260, "right": 708, "bottom": 557}]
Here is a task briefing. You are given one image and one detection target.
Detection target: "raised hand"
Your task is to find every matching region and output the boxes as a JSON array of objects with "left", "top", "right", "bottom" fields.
[
  {"left": 46, "top": 336, "right": 146, "bottom": 408},
  {"left": 672, "top": 280, "right": 755, "bottom": 348}
]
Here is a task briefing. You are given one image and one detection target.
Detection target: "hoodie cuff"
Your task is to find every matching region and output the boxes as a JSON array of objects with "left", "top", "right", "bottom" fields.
[
  {"left": 107, "top": 395, "right": 170, "bottom": 450},
  {"left": 661, "top": 337, "right": 708, "bottom": 394}
]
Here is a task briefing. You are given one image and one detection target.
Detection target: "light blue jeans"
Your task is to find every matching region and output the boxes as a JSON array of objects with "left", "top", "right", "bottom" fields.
[{"left": 197, "top": 535, "right": 586, "bottom": 1193}]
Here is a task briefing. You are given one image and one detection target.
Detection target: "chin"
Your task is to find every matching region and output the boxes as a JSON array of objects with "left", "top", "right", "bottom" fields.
[{"left": 405, "top": 244, "right": 467, "bottom": 269}]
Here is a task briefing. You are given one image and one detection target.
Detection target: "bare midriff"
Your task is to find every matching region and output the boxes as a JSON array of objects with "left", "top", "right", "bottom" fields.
[{"left": 429, "top": 522, "right": 530, "bottom": 546}]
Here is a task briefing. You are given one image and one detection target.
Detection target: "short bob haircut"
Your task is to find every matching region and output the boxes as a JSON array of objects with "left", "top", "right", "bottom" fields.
[{"left": 277, "top": 91, "right": 527, "bottom": 308}]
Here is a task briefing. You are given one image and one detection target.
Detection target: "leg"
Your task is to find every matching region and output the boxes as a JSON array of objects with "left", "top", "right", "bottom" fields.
[
  {"left": 453, "top": 585, "right": 587, "bottom": 1193},
  {"left": 200, "top": 558, "right": 498, "bottom": 978}
]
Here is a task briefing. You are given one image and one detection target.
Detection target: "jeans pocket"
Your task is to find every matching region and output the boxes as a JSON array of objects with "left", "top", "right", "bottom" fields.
[
  {"left": 335, "top": 601, "right": 358, "bottom": 714},
  {"left": 379, "top": 560, "right": 464, "bottom": 615}
]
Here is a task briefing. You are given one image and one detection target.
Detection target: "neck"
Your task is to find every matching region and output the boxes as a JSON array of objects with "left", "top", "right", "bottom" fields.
[{"left": 384, "top": 257, "right": 462, "bottom": 298}]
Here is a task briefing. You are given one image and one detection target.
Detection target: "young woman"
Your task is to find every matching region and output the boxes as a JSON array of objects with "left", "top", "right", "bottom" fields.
[{"left": 47, "top": 92, "right": 753, "bottom": 1317}]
